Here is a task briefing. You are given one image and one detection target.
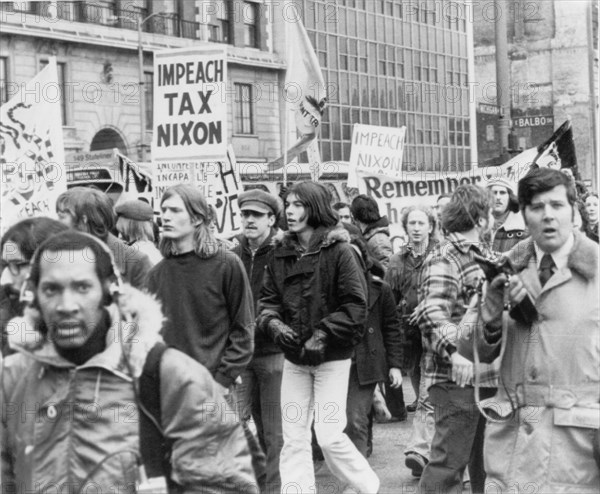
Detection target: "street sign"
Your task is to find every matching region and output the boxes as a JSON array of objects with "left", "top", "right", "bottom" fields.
[{"left": 512, "top": 115, "right": 554, "bottom": 128}]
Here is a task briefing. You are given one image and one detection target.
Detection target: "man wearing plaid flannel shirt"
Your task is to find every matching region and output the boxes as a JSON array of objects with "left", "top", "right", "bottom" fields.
[{"left": 416, "top": 185, "right": 498, "bottom": 494}]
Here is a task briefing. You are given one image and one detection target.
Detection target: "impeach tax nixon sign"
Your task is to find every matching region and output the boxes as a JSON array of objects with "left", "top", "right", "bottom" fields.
[
  {"left": 348, "top": 123, "right": 407, "bottom": 188},
  {"left": 152, "top": 46, "right": 227, "bottom": 161}
]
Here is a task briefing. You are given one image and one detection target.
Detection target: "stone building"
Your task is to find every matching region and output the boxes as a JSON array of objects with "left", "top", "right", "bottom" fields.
[
  {"left": 0, "top": 0, "right": 286, "bottom": 166},
  {"left": 473, "top": 0, "right": 598, "bottom": 188}
]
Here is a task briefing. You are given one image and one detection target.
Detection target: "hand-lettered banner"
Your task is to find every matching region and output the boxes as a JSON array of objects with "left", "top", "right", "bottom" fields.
[
  {"left": 348, "top": 123, "right": 407, "bottom": 187},
  {"left": 0, "top": 58, "right": 67, "bottom": 235},
  {"left": 153, "top": 146, "right": 243, "bottom": 238},
  {"left": 152, "top": 46, "right": 227, "bottom": 161}
]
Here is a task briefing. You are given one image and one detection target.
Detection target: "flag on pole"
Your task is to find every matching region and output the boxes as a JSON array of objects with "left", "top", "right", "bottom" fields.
[
  {"left": 532, "top": 120, "right": 578, "bottom": 177},
  {"left": 269, "top": 4, "right": 327, "bottom": 171},
  {"left": 0, "top": 58, "right": 67, "bottom": 234}
]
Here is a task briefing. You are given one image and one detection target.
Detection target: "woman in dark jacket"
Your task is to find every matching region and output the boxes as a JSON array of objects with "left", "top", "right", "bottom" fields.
[
  {"left": 258, "top": 181, "right": 379, "bottom": 494},
  {"left": 345, "top": 236, "right": 403, "bottom": 458}
]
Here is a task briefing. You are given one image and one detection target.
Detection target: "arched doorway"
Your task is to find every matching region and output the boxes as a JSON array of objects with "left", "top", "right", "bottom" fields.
[{"left": 90, "top": 127, "right": 128, "bottom": 155}]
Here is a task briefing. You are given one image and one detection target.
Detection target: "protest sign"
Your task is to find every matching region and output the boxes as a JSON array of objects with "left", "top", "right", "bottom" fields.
[
  {"left": 152, "top": 46, "right": 227, "bottom": 160},
  {"left": 348, "top": 123, "right": 407, "bottom": 187},
  {"left": 153, "top": 146, "right": 244, "bottom": 238},
  {"left": 355, "top": 147, "right": 538, "bottom": 249},
  {"left": 0, "top": 58, "right": 67, "bottom": 234}
]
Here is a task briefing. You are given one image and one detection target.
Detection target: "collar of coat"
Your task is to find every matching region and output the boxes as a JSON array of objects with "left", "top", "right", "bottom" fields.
[
  {"left": 498, "top": 211, "right": 526, "bottom": 232},
  {"left": 7, "top": 285, "right": 164, "bottom": 379},
  {"left": 445, "top": 232, "right": 489, "bottom": 257},
  {"left": 237, "top": 228, "right": 279, "bottom": 256},
  {"left": 362, "top": 216, "right": 390, "bottom": 239},
  {"left": 505, "top": 231, "right": 597, "bottom": 281},
  {"left": 275, "top": 224, "right": 350, "bottom": 257}
]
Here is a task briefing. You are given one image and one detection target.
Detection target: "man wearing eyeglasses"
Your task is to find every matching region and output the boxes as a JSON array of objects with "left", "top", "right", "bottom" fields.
[
  {"left": 232, "top": 189, "right": 283, "bottom": 494},
  {"left": 0, "top": 217, "right": 68, "bottom": 356}
]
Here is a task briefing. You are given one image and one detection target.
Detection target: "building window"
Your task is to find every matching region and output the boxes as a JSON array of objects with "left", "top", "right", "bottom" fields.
[
  {"left": 40, "top": 60, "right": 67, "bottom": 125},
  {"left": 208, "top": 0, "right": 230, "bottom": 43},
  {"left": 0, "top": 57, "right": 8, "bottom": 105},
  {"left": 12, "top": 1, "right": 37, "bottom": 13},
  {"left": 145, "top": 71, "right": 153, "bottom": 130},
  {"left": 234, "top": 83, "right": 254, "bottom": 134},
  {"left": 243, "top": 1, "right": 259, "bottom": 48}
]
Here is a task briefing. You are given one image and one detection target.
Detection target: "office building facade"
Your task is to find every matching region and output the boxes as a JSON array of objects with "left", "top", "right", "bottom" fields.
[{"left": 297, "top": 0, "right": 475, "bottom": 172}]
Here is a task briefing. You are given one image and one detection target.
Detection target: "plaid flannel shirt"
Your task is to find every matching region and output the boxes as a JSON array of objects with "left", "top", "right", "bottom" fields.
[{"left": 416, "top": 232, "right": 499, "bottom": 390}]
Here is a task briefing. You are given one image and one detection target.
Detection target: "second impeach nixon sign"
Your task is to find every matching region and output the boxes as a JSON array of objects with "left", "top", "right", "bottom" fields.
[
  {"left": 152, "top": 46, "right": 227, "bottom": 160},
  {"left": 348, "top": 124, "right": 407, "bottom": 187}
]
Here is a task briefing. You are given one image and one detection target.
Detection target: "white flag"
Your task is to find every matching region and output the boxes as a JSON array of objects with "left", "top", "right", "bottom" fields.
[
  {"left": 285, "top": 9, "right": 327, "bottom": 137},
  {"left": 0, "top": 58, "right": 67, "bottom": 234},
  {"left": 269, "top": 5, "right": 327, "bottom": 171}
]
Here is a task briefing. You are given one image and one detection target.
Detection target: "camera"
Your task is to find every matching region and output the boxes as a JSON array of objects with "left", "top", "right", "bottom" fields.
[{"left": 473, "top": 254, "right": 538, "bottom": 325}]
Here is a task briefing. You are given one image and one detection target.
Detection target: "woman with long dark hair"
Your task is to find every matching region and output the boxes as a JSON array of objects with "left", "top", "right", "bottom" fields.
[{"left": 258, "top": 181, "right": 379, "bottom": 493}]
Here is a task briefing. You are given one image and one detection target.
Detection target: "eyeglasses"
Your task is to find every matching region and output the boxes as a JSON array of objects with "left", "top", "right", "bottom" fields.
[{"left": 1, "top": 261, "right": 30, "bottom": 277}]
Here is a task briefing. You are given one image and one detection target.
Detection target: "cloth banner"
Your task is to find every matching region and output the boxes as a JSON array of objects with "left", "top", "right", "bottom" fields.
[{"left": 0, "top": 58, "right": 67, "bottom": 235}]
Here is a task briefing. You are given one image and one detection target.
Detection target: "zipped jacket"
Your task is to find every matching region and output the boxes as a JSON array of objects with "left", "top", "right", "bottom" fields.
[
  {"left": 257, "top": 226, "right": 367, "bottom": 365},
  {"left": 232, "top": 230, "right": 281, "bottom": 356},
  {"left": 1, "top": 286, "right": 256, "bottom": 493}
]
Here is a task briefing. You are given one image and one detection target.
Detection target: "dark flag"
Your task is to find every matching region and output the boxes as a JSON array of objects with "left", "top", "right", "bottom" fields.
[{"left": 532, "top": 120, "right": 579, "bottom": 179}]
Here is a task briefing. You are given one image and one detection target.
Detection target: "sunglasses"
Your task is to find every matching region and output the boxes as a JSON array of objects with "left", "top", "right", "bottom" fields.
[{"left": 1, "top": 260, "right": 30, "bottom": 277}]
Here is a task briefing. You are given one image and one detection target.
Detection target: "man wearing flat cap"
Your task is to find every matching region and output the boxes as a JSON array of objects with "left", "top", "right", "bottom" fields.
[
  {"left": 232, "top": 188, "right": 284, "bottom": 493},
  {"left": 486, "top": 177, "right": 528, "bottom": 253}
]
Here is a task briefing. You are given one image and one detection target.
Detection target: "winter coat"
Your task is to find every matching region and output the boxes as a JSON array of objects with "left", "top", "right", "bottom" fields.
[
  {"left": 491, "top": 211, "right": 529, "bottom": 253},
  {"left": 257, "top": 225, "right": 368, "bottom": 365},
  {"left": 477, "top": 233, "right": 599, "bottom": 493},
  {"left": 232, "top": 230, "right": 280, "bottom": 356},
  {"left": 0, "top": 286, "right": 256, "bottom": 493},
  {"left": 362, "top": 217, "right": 393, "bottom": 270},
  {"left": 0, "top": 286, "right": 19, "bottom": 357},
  {"left": 354, "top": 275, "right": 403, "bottom": 385},
  {"left": 106, "top": 233, "right": 152, "bottom": 289},
  {"left": 585, "top": 222, "right": 599, "bottom": 243},
  {"left": 385, "top": 241, "right": 437, "bottom": 372}
]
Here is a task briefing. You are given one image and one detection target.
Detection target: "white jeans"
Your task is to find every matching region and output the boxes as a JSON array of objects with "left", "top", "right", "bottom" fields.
[{"left": 279, "top": 359, "right": 380, "bottom": 494}]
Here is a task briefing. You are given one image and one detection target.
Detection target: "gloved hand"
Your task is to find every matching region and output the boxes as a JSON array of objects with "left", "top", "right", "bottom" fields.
[
  {"left": 301, "top": 329, "right": 328, "bottom": 366},
  {"left": 268, "top": 318, "right": 300, "bottom": 354},
  {"left": 481, "top": 274, "right": 507, "bottom": 330}
]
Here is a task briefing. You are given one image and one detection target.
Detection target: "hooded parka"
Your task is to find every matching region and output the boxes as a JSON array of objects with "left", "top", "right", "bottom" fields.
[
  {"left": 257, "top": 226, "right": 367, "bottom": 365},
  {"left": 1, "top": 285, "right": 256, "bottom": 493}
]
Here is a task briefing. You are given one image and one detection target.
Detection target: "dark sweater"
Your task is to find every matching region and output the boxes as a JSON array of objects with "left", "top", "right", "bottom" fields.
[{"left": 146, "top": 248, "right": 255, "bottom": 387}]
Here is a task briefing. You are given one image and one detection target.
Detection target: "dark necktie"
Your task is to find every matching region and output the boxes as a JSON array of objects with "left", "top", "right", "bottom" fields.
[{"left": 539, "top": 253, "right": 556, "bottom": 287}]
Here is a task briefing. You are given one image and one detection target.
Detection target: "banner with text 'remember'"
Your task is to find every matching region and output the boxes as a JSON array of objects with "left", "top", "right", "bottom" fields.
[
  {"left": 0, "top": 58, "right": 67, "bottom": 235},
  {"left": 152, "top": 46, "right": 227, "bottom": 161},
  {"left": 356, "top": 147, "right": 539, "bottom": 249},
  {"left": 348, "top": 123, "right": 407, "bottom": 187},
  {"left": 152, "top": 146, "right": 243, "bottom": 238}
]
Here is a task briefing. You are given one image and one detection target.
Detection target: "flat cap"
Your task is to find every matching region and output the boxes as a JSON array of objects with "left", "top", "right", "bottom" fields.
[
  {"left": 238, "top": 189, "right": 280, "bottom": 215},
  {"left": 115, "top": 200, "right": 154, "bottom": 221}
]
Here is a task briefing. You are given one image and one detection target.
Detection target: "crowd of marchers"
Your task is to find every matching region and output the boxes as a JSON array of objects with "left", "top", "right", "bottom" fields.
[{"left": 0, "top": 167, "right": 598, "bottom": 494}]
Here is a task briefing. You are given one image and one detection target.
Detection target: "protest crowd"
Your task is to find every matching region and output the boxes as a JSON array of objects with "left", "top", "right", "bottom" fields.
[{"left": 0, "top": 166, "right": 599, "bottom": 494}]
